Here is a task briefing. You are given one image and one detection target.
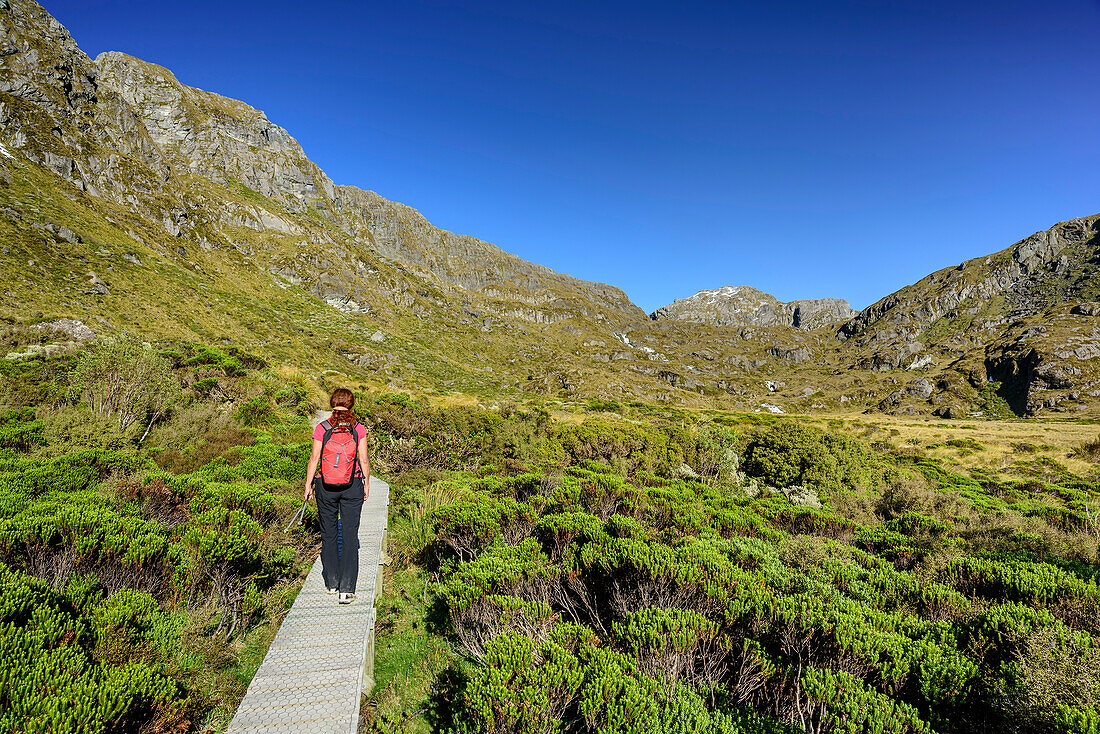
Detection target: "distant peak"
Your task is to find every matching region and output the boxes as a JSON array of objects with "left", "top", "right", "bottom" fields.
[{"left": 651, "top": 286, "right": 855, "bottom": 330}]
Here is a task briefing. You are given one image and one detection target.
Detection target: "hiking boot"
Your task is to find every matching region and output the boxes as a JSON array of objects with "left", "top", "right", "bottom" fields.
[{"left": 338, "top": 592, "right": 356, "bottom": 604}]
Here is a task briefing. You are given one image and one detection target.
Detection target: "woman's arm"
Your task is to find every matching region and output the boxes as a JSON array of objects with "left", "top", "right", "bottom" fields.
[
  {"left": 358, "top": 431, "right": 370, "bottom": 499},
  {"left": 304, "top": 437, "right": 322, "bottom": 502}
]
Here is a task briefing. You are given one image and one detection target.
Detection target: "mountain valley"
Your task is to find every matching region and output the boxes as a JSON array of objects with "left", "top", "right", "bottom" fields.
[{"left": 1, "top": 0, "right": 1099, "bottom": 419}]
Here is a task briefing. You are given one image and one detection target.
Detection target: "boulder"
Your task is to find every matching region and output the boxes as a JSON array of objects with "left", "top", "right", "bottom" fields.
[
  {"left": 31, "top": 318, "right": 94, "bottom": 340},
  {"left": 84, "top": 271, "right": 108, "bottom": 295},
  {"left": 768, "top": 346, "right": 813, "bottom": 363},
  {"left": 906, "top": 377, "right": 934, "bottom": 399}
]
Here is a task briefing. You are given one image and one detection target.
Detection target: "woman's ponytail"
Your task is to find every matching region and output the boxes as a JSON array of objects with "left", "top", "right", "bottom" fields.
[
  {"left": 329, "top": 388, "right": 356, "bottom": 428},
  {"left": 330, "top": 407, "right": 355, "bottom": 429}
]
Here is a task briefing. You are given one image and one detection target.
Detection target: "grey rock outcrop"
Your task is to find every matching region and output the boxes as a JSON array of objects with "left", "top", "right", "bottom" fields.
[
  {"left": 907, "top": 377, "right": 934, "bottom": 399},
  {"left": 31, "top": 317, "right": 94, "bottom": 340},
  {"left": 768, "top": 346, "right": 813, "bottom": 363},
  {"left": 84, "top": 271, "right": 108, "bottom": 294}
]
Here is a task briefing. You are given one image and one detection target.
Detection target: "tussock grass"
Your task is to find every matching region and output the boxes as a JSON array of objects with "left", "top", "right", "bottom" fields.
[{"left": 1072, "top": 435, "right": 1100, "bottom": 463}]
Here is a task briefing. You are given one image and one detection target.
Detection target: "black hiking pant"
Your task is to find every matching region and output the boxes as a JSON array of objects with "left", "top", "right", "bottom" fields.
[{"left": 314, "top": 476, "right": 364, "bottom": 593}]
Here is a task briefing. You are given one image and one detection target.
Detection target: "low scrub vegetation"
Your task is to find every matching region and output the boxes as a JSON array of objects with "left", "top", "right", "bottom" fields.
[
  {"left": 0, "top": 338, "right": 317, "bottom": 731},
  {"left": 364, "top": 406, "right": 1100, "bottom": 733},
  {"left": 1, "top": 336, "right": 1098, "bottom": 733}
]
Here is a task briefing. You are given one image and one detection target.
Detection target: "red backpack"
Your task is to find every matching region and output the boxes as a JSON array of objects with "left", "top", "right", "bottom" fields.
[{"left": 319, "top": 420, "right": 360, "bottom": 487}]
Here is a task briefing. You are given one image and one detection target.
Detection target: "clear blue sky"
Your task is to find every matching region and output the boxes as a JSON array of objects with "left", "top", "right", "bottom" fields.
[{"left": 52, "top": 0, "right": 1100, "bottom": 312}]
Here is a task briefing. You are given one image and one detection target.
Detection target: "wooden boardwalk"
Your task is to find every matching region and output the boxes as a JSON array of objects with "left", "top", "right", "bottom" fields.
[{"left": 226, "top": 476, "right": 389, "bottom": 734}]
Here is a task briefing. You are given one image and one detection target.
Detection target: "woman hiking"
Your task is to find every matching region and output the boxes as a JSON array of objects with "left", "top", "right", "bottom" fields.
[{"left": 304, "top": 388, "right": 370, "bottom": 604}]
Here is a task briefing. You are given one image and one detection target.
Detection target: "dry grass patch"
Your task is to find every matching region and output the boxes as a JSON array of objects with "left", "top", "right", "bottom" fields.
[{"left": 829, "top": 413, "right": 1100, "bottom": 478}]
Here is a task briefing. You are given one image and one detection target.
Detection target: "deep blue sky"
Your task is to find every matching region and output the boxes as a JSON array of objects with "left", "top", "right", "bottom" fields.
[{"left": 52, "top": 0, "right": 1100, "bottom": 312}]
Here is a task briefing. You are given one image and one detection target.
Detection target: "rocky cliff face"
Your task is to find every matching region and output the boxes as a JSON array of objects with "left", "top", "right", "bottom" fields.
[
  {"left": 333, "top": 186, "right": 643, "bottom": 322},
  {"left": 95, "top": 52, "right": 337, "bottom": 212},
  {"left": 651, "top": 286, "right": 856, "bottom": 330},
  {"left": 0, "top": 1, "right": 176, "bottom": 211},
  {"left": 88, "top": 50, "right": 644, "bottom": 325}
]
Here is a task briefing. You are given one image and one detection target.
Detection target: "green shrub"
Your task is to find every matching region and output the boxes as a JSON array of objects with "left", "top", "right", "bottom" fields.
[
  {"left": 235, "top": 396, "right": 275, "bottom": 428},
  {"left": 977, "top": 381, "right": 1016, "bottom": 419},
  {"left": 0, "top": 407, "right": 43, "bottom": 450},
  {"left": 433, "top": 494, "right": 536, "bottom": 562},
  {"left": 1001, "top": 625, "right": 1100, "bottom": 732},
  {"left": 742, "top": 420, "right": 885, "bottom": 498},
  {"left": 0, "top": 562, "right": 180, "bottom": 732},
  {"left": 146, "top": 403, "right": 255, "bottom": 474},
  {"left": 0, "top": 487, "right": 172, "bottom": 589},
  {"left": 451, "top": 633, "right": 583, "bottom": 734},
  {"left": 800, "top": 667, "right": 933, "bottom": 733},
  {"left": 612, "top": 607, "right": 720, "bottom": 690},
  {"left": 190, "top": 376, "right": 220, "bottom": 397},
  {"left": 39, "top": 403, "right": 142, "bottom": 454},
  {"left": 577, "top": 646, "right": 661, "bottom": 734},
  {"left": 182, "top": 346, "right": 250, "bottom": 376},
  {"left": 0, "top": 352, "right": 79, "bottom": 406}
]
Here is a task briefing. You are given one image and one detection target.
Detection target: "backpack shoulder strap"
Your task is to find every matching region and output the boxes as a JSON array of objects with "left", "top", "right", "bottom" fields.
[{"left": 350, "top": 423, "right": 363, "bottom": 475}]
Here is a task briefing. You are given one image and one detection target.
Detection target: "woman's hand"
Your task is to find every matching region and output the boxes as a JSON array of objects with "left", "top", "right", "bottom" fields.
[{"left": 304, "top": 437, "right": 322, "bottom": 504}]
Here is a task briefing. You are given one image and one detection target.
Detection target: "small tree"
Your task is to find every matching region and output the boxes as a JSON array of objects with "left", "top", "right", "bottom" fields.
[{"left": 71, "top": 334, "right": 178, "bottom": 441}]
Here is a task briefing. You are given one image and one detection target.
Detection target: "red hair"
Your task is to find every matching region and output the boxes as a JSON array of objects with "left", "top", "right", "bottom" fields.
[{"left": 329, "top": 388, "right": 356, "bottom": 428}]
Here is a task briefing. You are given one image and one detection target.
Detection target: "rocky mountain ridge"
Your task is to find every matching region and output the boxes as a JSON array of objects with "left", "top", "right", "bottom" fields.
[
  {"left": 91, "top": 50, "right": 644, "bottom": 325},
  {"left": 651, "top": 285, "right": 856, "bottom": 330},
  {"left": 837, "top": 215, "right": 1100, "bottom": 416},
  {"left": 2, "top": 0, "right": 1100, "bottom": 419}
]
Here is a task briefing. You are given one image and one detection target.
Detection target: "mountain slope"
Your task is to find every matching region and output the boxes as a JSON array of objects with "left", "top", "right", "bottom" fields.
[
  {"left": 90, "top": 51, "right": 644, "bottom": 324},
  {"left": 0, "top": 0, "right": 658, "bottom": 402},
  {"left": 2, "top": 0, "right": 1099, "bottom": 418},
  {"left": 840, "top": 216, "right": 1100, "bottom": 348},
  {"left": 829, "top": 215, "right": 1100, "bottom": 416}
]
